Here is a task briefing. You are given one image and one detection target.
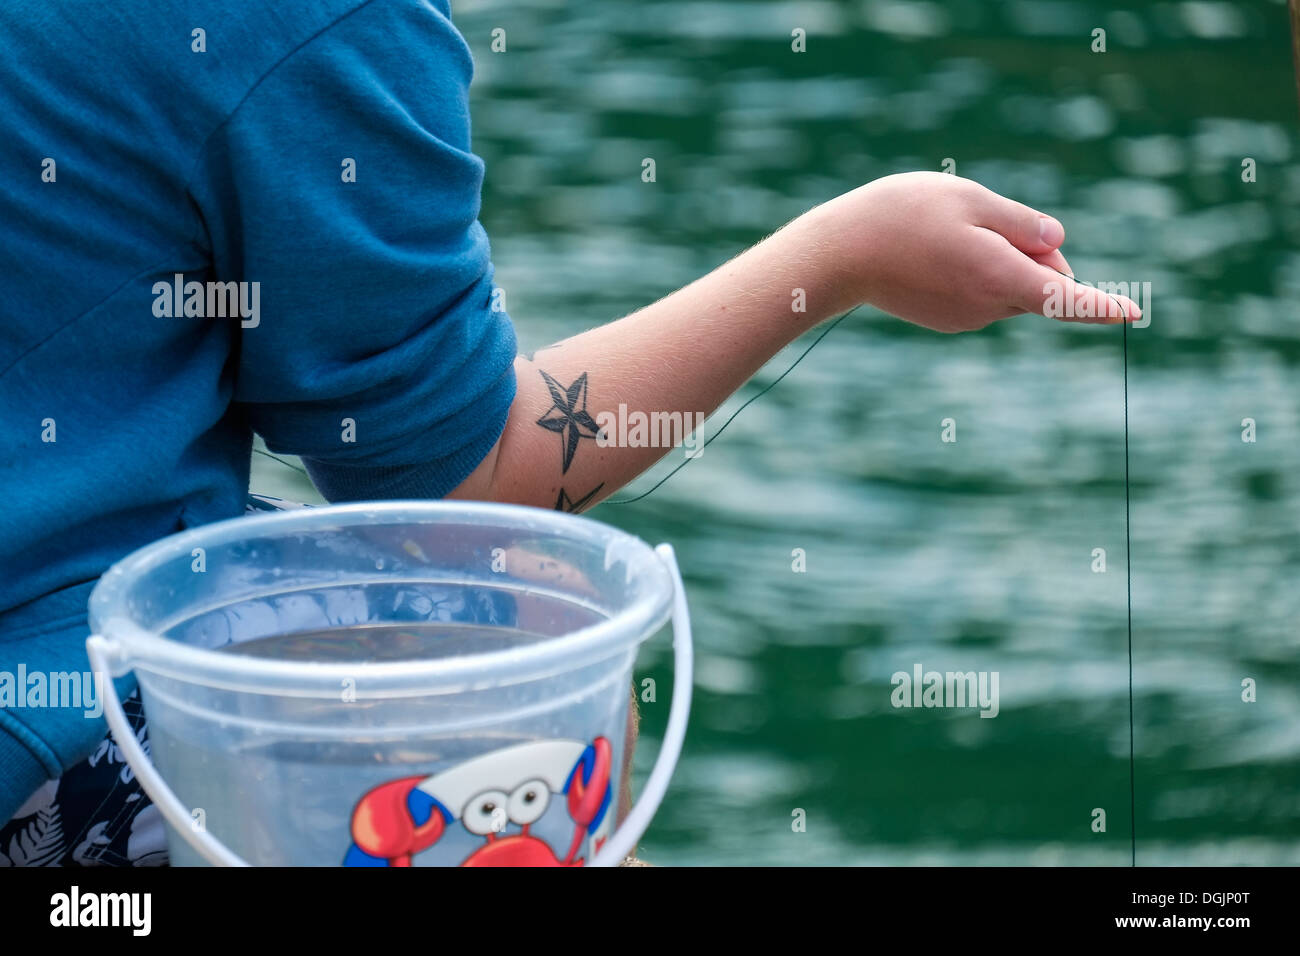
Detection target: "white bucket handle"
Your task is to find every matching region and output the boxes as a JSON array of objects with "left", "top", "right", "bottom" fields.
[{"left": 84, "top": 541, "right": 693, "bottom": 867}]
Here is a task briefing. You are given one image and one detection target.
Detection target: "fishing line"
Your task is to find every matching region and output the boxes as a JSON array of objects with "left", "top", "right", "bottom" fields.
[
  {"left": 1052, "top": 267, "right": 1138, "bottom": 866},
  {"left": 605, "top": 307, "right": 859, "bottom": 504},
  {"left": 1121, "top": 296, "right": 1136, "bottom": 867},
  {"left": 610, "top": 269, "right": 1139, "bottom": 867},
  {"left": 616, "top": 269, "right": 1140, "bottom": 859},
  {"left": 253, "top": 447, "right": 309, "bottom": 475}
]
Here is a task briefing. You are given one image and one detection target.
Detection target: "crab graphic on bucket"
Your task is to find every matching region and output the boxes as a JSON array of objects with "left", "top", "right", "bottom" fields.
[{"left": 343, "top": 736, "right": 614, "bottom": 867}]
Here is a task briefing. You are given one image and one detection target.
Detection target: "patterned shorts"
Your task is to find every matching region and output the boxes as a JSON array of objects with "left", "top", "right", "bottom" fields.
[
  {"left": 0, "top": 495, "right": 307, "bottom": 868},
  {"left": 0, "top": 689, "right": 164, "bottom": 867}
]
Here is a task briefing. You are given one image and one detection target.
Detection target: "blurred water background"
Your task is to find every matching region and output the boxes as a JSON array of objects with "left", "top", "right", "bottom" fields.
[{"left": 252, "top": 0, "right": 1300, "bottom": 864}]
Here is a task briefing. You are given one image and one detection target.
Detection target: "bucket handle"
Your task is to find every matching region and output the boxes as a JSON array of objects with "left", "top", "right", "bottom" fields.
[
  {"left": 85, "top": 542, "right": 693, "bottom": 867},
  {"left": 588, "top": 543, "right": 693, "bottom": 866},
  {"left": 85, "top": 633, "right": 249, "bottom": 866}
]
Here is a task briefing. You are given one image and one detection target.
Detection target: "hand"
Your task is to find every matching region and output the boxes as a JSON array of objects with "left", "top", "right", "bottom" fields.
[{"left": 806, "top": 171, "right": 1142, "bottom": 333}]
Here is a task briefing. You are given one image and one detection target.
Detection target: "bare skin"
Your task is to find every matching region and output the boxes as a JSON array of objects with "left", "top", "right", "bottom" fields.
[{"left": 448, "top": 172, "right": 1141, "bottom": 512}]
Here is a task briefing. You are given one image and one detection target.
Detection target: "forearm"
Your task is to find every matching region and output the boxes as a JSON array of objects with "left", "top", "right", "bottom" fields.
[
  {"left": 448, "top": 172, "right": 1140, "bottom": 510},
  {"left": 448, "top": 207, "right": 845, "bottom": 511}
]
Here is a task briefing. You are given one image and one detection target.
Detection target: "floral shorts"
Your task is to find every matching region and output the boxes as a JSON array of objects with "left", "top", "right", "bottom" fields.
[
  {"left": 0, "top": 689, "right": 164, "bottom": 867},
  {"left": 0, "top": 496, "right": 308, "bottom": 868}
]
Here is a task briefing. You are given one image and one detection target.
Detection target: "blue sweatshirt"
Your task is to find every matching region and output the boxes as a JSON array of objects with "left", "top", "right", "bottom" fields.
[{"left": 0, "top": 0, "right": 518, "bottom": 820}]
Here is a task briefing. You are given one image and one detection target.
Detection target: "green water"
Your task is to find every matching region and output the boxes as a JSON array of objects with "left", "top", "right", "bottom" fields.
[{"left": 252, "top": 0, "right": 1300, "bottom": 864}]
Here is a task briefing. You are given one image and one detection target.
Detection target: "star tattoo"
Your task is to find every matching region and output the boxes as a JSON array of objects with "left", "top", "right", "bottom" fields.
[
  {"left": 555, "top": 483, "right": 604, "bottom": 513},
  {"left": 536, "top": 370, "right": 601, "bottom": 473}
]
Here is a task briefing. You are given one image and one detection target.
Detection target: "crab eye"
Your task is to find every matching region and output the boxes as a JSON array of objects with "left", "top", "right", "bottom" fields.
[
  {"left": 462, "top": 789, "right": 509, "bottom": 836},
  {"left": 507, "top": 778, "right": 550, "bottom": 825}
]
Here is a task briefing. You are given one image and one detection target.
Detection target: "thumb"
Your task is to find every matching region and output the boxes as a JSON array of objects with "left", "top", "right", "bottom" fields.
[{"left": 971, "top": 187, "right": 1066, "bottom": 254}]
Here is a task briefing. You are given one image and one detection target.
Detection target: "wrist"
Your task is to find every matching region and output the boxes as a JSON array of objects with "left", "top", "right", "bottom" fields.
[
  {"left": 792, "top": 188, "right": 887, "bottom": 319},
  {"left": 747, "top": 204, "right": 858, "bottom": 325}
]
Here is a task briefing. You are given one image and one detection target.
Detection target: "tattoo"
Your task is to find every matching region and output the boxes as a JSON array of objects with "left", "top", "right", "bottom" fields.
[
  {"left": 536, "top": 370, "right": 600, "bottom": 473},
  {"left": 555, "top": 483, "right": 604, "bottom": 513}
]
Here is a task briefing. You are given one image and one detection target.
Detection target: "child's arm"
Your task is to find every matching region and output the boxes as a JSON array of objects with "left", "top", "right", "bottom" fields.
[{"left": 448, "top": 172, "right": 1141, "bottom": 511}]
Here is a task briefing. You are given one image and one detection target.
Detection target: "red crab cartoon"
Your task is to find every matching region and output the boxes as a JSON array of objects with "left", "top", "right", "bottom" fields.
[{"left": 343, "top": 737, "right": 613, "bottom": 867}]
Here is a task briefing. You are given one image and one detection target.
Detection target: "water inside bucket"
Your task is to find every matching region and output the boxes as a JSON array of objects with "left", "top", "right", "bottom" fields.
[
  {"left": 152, "top": 696, "right": 630, "bottom": 867},
  {"left": 166, "top": 577, "right": 609, "bottom": 660},
  {"left": 215, "top": 622, "right": 554, "bottom": 662},
  {"left": 146, "top": 583, "right": 633, "bottom": 866}
]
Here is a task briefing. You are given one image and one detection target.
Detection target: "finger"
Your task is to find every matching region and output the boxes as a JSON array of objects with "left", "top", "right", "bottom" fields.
[
  {"left": 1005, "top": 260, "right": 1143, "bottom": 324},
  {"left": 969, "top": 185, "right": 1066, "bottom": 255},
  {"left": 1031, "top": 248, "right": 1072, "bottom": 277}
]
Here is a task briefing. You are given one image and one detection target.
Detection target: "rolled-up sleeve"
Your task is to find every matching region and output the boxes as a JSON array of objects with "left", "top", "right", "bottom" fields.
[{"left": 189, "top": 0, "right": 516, "bottom": 500}]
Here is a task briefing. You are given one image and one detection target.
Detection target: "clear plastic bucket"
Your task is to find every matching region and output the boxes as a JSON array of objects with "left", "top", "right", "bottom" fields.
[{"left": 85, "top": 501, "right": 692, "bottom": 867}]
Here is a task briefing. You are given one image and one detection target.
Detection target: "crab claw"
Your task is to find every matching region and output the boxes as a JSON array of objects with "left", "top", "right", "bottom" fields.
[
  {"left": 349, "top": 776, "right": 447, "bottom": 866},
  {"left": 565, "top": 736, "right": 613, "bottom": 831}
]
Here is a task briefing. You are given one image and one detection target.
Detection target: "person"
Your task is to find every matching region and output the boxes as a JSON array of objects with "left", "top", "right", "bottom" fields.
[{"left": 0, "top": 0, "right": 1140, "bottom": 865}]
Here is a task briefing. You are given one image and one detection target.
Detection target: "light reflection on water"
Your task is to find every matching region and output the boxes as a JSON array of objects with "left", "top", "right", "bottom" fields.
[{"left": 253, "top": 0, "right": 1300, "bottom": 863}]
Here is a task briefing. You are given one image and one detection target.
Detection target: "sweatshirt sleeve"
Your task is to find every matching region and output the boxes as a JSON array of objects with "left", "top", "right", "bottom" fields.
[{"left": 188, "top": 0, "right": 516, "bottom": 501}]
